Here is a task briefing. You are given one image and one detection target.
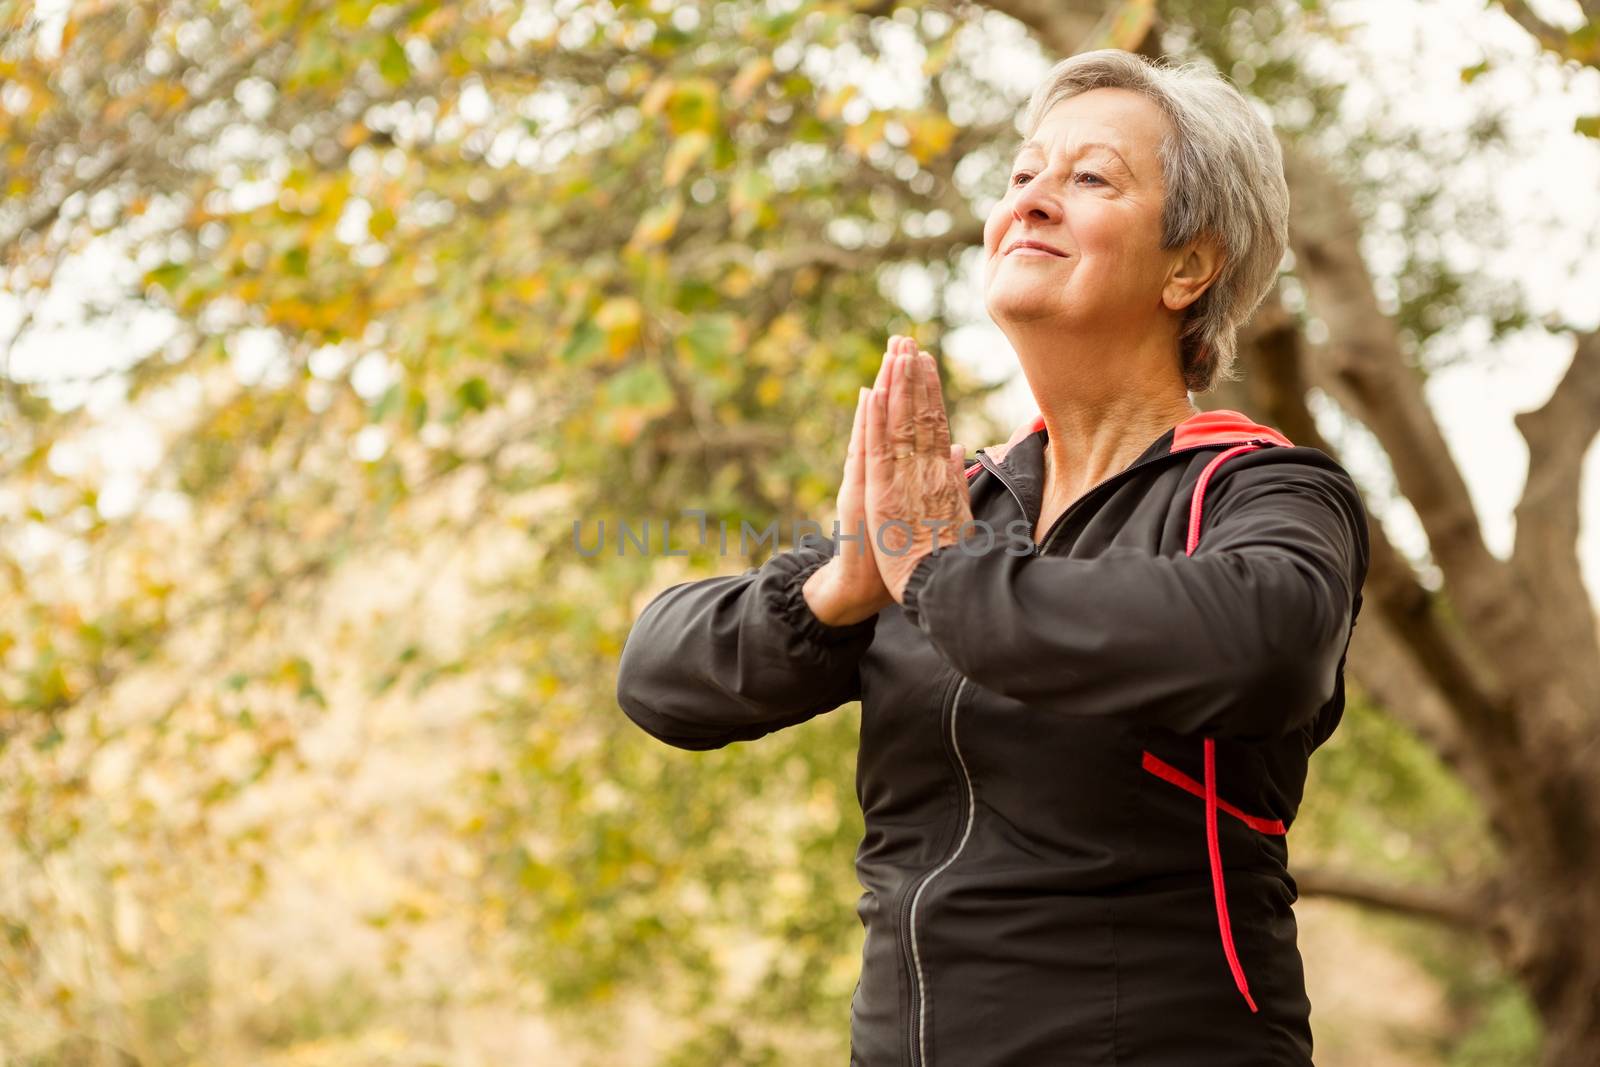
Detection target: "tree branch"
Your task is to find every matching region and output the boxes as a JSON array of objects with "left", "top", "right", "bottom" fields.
[
  {"left": 1495, "top": 1, "right": 1598, "bottom": 70},
  {"left": 973, "top": 0, "right": 1163, "bottom": 59},
  {"left": 1293, "top": 866, "right": 1491, "bottom": 931},
  {"left": 1510, "top": 329, "right": 1600, "bottom": 711}
]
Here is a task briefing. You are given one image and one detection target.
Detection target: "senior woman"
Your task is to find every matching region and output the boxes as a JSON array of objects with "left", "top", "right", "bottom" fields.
[{"left": 616, "top": 48, "right": 1369, "bottom": 1067}]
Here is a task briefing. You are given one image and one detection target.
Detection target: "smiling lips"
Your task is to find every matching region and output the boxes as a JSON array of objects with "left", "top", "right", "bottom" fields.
[{"left": 1005, "top": 239, "right": 1068, "bottom": 257}]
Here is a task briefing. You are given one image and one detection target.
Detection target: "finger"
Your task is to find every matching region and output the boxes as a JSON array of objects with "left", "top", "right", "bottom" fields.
[
  {"left": 844, "top": 386, "right": 869, "bottom": 493},
  {"left": 874, "top": 335, "right": 902, "bottom": 393},
  {"left": 839, "top": 387, "right": 871, "bottom": 554},
  {"left": 919, "top": 351, "right": 952, "bottom": 456},
  {"left": 887, "top": 351, "right": 916, "bottom": 462},
  {"left": 865, "top": 386, "right": 890, "bottom": 525},
  {"left": 910, "top": 346, "right": 933, "bottom": 453}
]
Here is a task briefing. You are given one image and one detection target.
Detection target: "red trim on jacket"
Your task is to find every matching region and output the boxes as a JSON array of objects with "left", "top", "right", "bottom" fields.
[
  {"left": 1183, "top": 434, "right": 1293, "bottom": 1015},
  {"left": 1171, "top": 409, "right": 1293, "bottom": 452},
  {"left": 1139, "top": 752, "right": 1287, "bottom": 835}
]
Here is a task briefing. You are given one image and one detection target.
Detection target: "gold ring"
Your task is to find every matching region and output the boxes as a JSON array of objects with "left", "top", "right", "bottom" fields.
[{"left": 893, "top": 447, "right": 914, "bottom": 459}]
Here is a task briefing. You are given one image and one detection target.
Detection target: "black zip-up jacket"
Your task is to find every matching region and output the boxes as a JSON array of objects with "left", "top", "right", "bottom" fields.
[{"left": 615, "top": 409, "right": 1370, "bottom": 1066}]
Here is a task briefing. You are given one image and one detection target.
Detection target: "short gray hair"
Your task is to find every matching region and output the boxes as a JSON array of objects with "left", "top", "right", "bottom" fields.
[{"left": 1019, "top": 49, "right": 1289, "bottom": 393}]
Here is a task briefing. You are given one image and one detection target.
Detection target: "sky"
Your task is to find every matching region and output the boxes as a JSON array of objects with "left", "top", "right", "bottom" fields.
[{"left": 2, "top": 0, "right": 1598, "bottom": 607}]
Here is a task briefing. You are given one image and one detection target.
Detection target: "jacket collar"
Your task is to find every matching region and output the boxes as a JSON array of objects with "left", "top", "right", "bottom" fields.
[
  {"left": 983, "top": 408, "right": 1293, "bottom": 520},
  {"left": 985, "top": 407, "right": 1292, "bottom": 467}
]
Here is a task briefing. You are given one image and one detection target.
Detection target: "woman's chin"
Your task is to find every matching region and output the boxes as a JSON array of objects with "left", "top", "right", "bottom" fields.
[{"left": 985, "top": 288, "right": 1070, "bottom": 326}]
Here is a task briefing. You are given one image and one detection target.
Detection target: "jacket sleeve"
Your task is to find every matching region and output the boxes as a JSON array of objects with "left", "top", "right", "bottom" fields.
[
  {"left": 615, "top": 534, "right": 878, "bottom": 751},
  {"left": 898, "top": 453, "right": 1370, "bottom": 742}
]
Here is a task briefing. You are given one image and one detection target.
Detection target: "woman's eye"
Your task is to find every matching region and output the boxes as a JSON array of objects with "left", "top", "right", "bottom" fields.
[{"left": 1010, "top": 171, "right": 1103, "bottom": 188}]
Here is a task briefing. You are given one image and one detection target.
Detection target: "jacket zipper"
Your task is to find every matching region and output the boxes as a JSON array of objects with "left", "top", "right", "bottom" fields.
[
  {"left": 898, "top": 671, "right": 973, "bottom": 1067},
  {"left": 899, "top": 435, "right": 1278, "bottom": 1064},
  {"left": 975, "top": 450, "right": 1031, "bottom": 520},
  {"left": 895, "top": 669, "right": 961, "bottom": 1044}
]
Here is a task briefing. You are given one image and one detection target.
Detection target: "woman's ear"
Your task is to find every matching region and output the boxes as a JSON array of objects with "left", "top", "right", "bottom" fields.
[{"left": 1163, "top": 233, "right": 1226, "bottom": 312}]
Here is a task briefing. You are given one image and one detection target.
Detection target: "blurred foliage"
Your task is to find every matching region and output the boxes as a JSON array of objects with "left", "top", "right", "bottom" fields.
[
  {"left": 0, "top": 0, "right": 1592, "bottom": 1063},
  {"left": 1301, "top": 696, "right": 1537, "bottom": 1064}
]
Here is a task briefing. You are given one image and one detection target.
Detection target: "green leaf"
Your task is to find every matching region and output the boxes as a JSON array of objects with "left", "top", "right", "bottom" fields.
[
  {"left": 603, "top": 363, "right": 673, "bottom": 409},
  {"left": 406, "top": 385, "right": 429, "bottom": 431},
  {"left": 372, "top": 381, "right": 403, "bottom": 421},
  {"left": 456, "top": 376, "right": 491, "bottom": 412},
  {"left": 560, "top": 320, "right": 604, "bottom": 365},
  {"left": 666, "top": 79, "right": 719, "bottom": 136},
  {"left": 378, "top": 35, "right": 409, "bottom": 85},
  {"left": 677, "top": 315, "right": 736, "bottom": 372},
  {"left": 144, "top": 261, "right": 187, "bottom": 293}
]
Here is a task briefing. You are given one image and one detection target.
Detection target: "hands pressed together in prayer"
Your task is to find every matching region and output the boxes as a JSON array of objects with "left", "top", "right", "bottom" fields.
[{"left": 802, "top": 335, "right": 976, "bottom": 627}]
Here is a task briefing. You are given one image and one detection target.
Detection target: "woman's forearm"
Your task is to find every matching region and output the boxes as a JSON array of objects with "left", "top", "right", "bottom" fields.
[
  {"left": 899, "top": 460, "right": 1368, "bottom": 741},
  {"left": 616, "top": 541, "right": 878, "bottom": 750}
]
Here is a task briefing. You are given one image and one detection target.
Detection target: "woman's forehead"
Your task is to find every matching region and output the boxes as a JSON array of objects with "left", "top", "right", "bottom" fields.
[{"left": 1027, "top": 91, "right": 1169, "bottom": 155}]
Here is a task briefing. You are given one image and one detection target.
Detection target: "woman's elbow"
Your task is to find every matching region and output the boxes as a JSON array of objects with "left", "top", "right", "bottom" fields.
[{"left": 1229, "top": 602, "right": 1351, "bottom": 740}]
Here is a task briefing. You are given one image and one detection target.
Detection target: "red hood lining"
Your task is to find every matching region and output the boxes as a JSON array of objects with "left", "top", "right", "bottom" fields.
[{"left": 975, "top": 409, "right": 1292, "bottom": 470}]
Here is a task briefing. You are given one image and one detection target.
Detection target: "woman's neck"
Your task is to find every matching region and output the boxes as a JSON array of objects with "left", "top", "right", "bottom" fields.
[{"left": 1037, "top": 388, "right": 1198, "bottom": 505}]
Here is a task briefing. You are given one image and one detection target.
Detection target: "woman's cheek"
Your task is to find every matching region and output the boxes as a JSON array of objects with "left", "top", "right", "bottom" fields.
[{"left": 982, "top": 201, "right": 1009, "bottom": 257}]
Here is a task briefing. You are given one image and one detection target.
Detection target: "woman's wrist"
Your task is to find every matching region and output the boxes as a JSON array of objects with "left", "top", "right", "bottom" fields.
[{"left": 802, "top": 559, "right": 887, "bottom": 628}]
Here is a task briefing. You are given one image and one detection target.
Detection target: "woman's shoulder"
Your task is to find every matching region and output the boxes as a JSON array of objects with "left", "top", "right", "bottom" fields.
[
  {"left": 1187, "top": 440, "right": 1373, "bottom": 576},
  {"left": 1194, "top": 438, "right": 1364, "bottom": 499}
]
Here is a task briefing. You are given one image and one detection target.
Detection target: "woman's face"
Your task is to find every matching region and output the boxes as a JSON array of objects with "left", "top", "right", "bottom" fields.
[{"left": 982, "top": 88, "right": 1178, "bottom": 335}]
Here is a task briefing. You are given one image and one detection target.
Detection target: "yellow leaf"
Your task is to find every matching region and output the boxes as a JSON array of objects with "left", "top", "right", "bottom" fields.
[
  {"left": 818, "top": 85, "right": 857, "bottom": 122},
  {"left": 756, "top": 376, "right": 783, "bottom": 407},
  {"left": 641, "top": 77, "right": 674, "bottom": 119},
  {"left": 628, "top": 195, "right": 684, "bottom": 249},
  {"left": 594, "top": 296, "right": 642, "bottom": 356},
  {"left": 514, "top": 275, "right": 549, "bottom": 301},
  {"left": 730, "top": 57, "right": 773, "bottom": 105},
  {"left": 662, "top": 130, "right": 711, "bottom": 187},
  {"left": 722, "top": 265, "right": 753, "bottom": 298},
  {"left": 845, "top": 112, "right": 886, "bottom": 156},
  {"left": 1099, "top": 0, "right": 1157, "bottom": 52},
  {"left": 905, "top": 112, "right": 957, "bottom": 164}
]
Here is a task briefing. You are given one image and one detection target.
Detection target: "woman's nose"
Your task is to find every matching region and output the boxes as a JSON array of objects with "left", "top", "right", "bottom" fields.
[{"left": 1012, "top": 174, "right": 1059, "bottom": 224}]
